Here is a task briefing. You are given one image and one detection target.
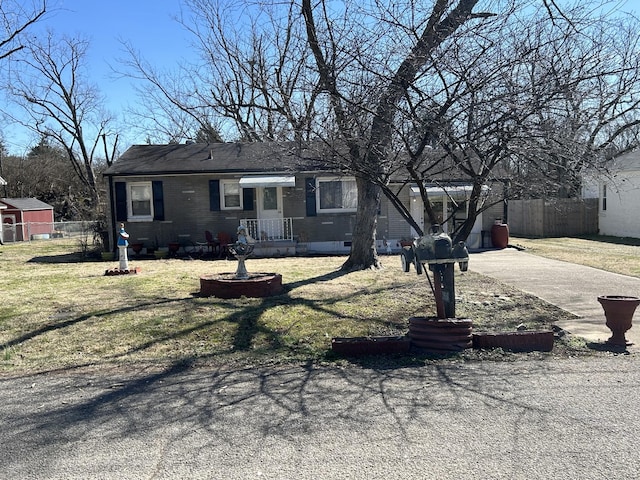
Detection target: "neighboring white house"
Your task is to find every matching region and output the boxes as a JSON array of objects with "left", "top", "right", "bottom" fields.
[{"left": 599, "top": 150, "right": 640, "bottom": 238}]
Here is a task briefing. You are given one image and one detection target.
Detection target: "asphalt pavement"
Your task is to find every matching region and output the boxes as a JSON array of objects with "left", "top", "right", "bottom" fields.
[
  {"left": 469, "top": 247, "right": 640, "bottom": 349},
  {"left": 2, "top": 358, "right": 640, "bottom": 479}
]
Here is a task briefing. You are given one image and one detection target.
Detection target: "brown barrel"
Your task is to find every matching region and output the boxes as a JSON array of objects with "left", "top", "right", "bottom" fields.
[{"left": 491, "top": 223, "right": 509, "bottom": 249}]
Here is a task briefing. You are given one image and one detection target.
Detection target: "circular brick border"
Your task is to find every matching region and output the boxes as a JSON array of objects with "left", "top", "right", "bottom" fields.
[{"left": 199, "top": 273, "right": 283, "bottom": 298}]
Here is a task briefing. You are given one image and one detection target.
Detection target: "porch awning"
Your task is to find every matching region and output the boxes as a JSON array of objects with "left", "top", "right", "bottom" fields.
[
  {"left": 239, "top": 175, "right": 296, "bottom": 188},
  {"left": 410, "top": 184, "right": 488, "bottom": 197}
]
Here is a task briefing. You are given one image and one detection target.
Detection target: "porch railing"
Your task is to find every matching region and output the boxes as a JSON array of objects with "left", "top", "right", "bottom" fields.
[{"left": 240, "top": 218, "right": 294, "bottom": 242}]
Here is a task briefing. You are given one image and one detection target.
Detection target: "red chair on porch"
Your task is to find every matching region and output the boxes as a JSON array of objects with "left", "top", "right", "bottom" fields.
[
  {"left": 217, "top": 231, "right": 233, "bottom": 258},
  {"left": 197, "top": 230, "right": 220, "bottom": 257}
]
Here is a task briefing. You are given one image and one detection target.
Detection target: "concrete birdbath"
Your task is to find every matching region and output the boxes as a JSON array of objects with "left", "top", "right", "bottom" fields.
[{"left": 199, "top": 225, "right": 283, "bottom": 299}]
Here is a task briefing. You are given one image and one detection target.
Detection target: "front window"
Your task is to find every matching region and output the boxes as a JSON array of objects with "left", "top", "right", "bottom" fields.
[
  {"left": 317, "top": 177, "right": 357, "bottom": 213},
  {"left": 128, "top": 182, "right": 153, "bottom": 221},
  {"left": 221, "top": 180, "right": 243, "bottom": 210}
]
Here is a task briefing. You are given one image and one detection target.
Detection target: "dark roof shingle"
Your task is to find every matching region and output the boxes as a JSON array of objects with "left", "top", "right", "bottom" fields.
[{"left": 103, "top": 142, "right": 328, "bottom": 176}]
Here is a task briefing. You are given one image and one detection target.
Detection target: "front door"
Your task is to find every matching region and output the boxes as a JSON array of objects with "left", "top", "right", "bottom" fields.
[
  {"left": 257, "top": 187, "right": 284, "bottom": 240},
  {"left": 410, "top": 196, "right": 424, "bottom": 238}
]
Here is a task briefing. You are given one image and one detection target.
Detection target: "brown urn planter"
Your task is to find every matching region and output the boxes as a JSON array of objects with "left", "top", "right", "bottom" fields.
[{"left": 597, "top": 295, "right": 640, "bottom": 346}]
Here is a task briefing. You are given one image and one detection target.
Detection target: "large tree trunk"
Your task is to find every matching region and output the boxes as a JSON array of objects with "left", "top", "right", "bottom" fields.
[{"left": 341, "top": 176, "right": 382, "bottom": 270}]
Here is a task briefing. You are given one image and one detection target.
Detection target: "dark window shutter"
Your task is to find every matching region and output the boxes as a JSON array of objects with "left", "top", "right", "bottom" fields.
[
  {"left": 243, "top": 188, "right": 254, "bottom": 211},
  {"left": 152, "top": 181, "right": 165, "bottom": 221},
  {"left": 209, "top": 180, "right": 221, "bottom": 211},
  {"left": 115, "top": 182, "right": 127, "bottom": 221},
  {"left": 305, "top": 177, "right": 317, "bottom": 217}
]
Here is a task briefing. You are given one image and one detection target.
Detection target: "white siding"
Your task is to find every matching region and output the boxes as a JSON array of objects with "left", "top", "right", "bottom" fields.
[{"left": 599, "top": 168, "right": 640, "bottom": 238}]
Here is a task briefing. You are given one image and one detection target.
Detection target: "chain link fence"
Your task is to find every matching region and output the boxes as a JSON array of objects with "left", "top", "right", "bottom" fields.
[{"left": 1, "top": 221, "right": 102, "bottom": 254}]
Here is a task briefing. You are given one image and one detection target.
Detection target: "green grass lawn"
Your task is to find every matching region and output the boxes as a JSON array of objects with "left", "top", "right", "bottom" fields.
[{"left": 0, "top": 238, "right": 584, "bottom": 374}]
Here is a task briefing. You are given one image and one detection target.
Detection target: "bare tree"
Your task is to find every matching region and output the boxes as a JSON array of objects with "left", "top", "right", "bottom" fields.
[
  {"left": 301, "top": 0, "right": 503, "bottom": 268},
  {"left": 353, "top": 0, "right": 640, "bottom": 244},
  {"left": 507, "top": 8, "right": 640, "bottom": 199},
  {"left": 123, "top": 0, "right": 638, "bottom": 269},
  {"left": 120, "top": 0, "right": 321, "bottom": 144},
  {"left": 1, "top": 137, "right": 92, "bottom": 220},
  {"left": 0, "top": 0, "right": 47, "bottom": 61},
  {"left": 5, "top": 32, "right": 120, "bottom": 213}
]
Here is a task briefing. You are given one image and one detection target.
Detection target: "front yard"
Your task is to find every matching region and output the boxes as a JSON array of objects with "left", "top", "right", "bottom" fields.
[{"left": 0, "top": 238, "right": 586, "bottom": 374}]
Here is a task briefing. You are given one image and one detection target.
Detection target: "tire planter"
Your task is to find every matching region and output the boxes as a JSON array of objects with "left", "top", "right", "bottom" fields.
[
  {"left": 331, "top": 336, "right": 411, "bottom": 356},
  {"left": 408, "top": 317, "right": 473, "bottom": 352},
  {"left": 472, "top": 331, "right": 554, "bottom": 352}
]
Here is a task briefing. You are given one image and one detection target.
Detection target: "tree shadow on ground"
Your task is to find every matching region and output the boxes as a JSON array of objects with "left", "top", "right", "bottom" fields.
[
  {"left": 0, "top": 298, "right": 195, "bottom": 351},
  {"left": 1, "top": 353, "right": 582, "bottom": 479},
  {"left": 283, "top": 269, "right": 351, "bottom": 291},
  {"left": 27, "top": 251, "right": 94, "bottom": 263}
]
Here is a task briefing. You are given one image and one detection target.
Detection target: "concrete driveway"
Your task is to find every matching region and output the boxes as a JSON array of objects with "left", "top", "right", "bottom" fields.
[{"left": 469, "top": 248, "right": 640, "bottom": 348}]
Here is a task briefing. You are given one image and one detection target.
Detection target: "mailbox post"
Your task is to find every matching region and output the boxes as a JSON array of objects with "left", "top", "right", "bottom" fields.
[{"left": 400, "top": 226, "right": 469, "bottom": 319}]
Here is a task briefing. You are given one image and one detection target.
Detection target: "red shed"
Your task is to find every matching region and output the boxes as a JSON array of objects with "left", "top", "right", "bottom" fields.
[{"left": 0, "top": 198, "right": 54, "bottom": 242}]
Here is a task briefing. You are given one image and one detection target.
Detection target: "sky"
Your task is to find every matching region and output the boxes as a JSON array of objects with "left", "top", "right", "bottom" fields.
[
  {"left": 2, "top": 0, "right": 193, "bottom": 155},
  {"left": 3, "top": 0, "right": 640, "bottom": 155}
]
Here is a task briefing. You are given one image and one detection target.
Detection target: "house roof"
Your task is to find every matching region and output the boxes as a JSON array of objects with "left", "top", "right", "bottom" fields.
[
  {"left": 0, "top": 198, "right": 54, "bottom": 211},
  {"left": 103, "top": 142, "right": 333, "bottom": 177},
  {"left": 104, "top": 142, "right": 509, "bottom": 186},
  {"left": 0, "top": 176, "right": 6, "bottom": 186},
  {"left": 608, "top": 149, "right": 640, "bottom": 172}
]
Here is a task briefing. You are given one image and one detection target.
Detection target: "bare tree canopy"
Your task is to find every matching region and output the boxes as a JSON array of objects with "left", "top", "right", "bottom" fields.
[
  {"left": 121, "top": 0, "right": 640, "bottom": 268},
  {"left": 5, "top": 31, "right": 119, "bottom": 212},
  {"left": 389, "top": 1, "right": 640, "bottom": 241},
  {"left": 0, "top": 0, "right": 47, "bottom": 61},
  {"left": 0, "top": 137, "right": 94, "bottom": 220}
]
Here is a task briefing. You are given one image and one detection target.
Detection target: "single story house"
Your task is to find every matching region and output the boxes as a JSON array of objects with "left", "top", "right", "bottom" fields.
[
  {"left": 102, "top": 142, "right": 503, "bottom": 256},
  {"left": 0, "top": 197, "right": 55, "bottom": 242},
  {"left": 598, "top": 150, "right": 640, "bottom": 238}
]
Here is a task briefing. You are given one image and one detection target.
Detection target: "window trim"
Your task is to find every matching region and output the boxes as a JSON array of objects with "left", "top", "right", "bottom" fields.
[
  {"left": 315, "top": 176, "right": 358, "bottom": 213},
  {"left": 220, "top": 179, "right": 244, "bottom": 210},
  {"left": 127, "top": 181, "right": 154, "bottom": 222}
]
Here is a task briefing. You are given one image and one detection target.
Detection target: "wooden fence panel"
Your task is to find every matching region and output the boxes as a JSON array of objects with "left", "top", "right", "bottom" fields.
[{"left": 508, "top": 198, "right": 598, "bottom": 237}]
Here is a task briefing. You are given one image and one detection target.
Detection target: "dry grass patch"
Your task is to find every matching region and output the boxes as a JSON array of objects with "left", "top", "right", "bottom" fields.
[
  {"left": 0, "top": 238, "right": 588, "bottom": 374},
  {"left": 511, "top": 235, "right": 640, "bottom": 278}
]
